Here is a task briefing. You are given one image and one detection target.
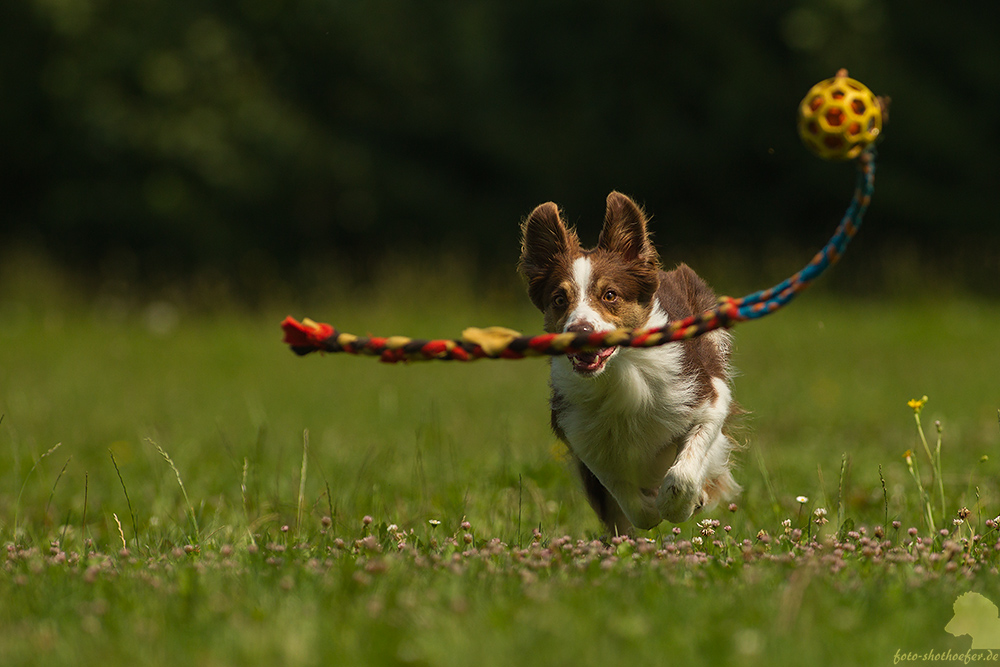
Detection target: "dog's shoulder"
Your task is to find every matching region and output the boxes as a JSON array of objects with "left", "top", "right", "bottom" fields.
[{"left": 655, "top": 263, "right": 731, "bottom": 397}]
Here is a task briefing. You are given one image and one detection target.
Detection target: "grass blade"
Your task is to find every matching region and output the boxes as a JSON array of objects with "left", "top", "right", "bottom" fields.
[
  {"left": 82, "top": 472, "right": 89, "bottom": 553},
  {"left": 878, "top": 464, "right": 888, "bottom": 533},
  {"left": 297, "top": 429, "right": 309, "bottom": 539},
  {"left": 837, "top": 453, "right": 849, "bottom": 533},
  {"left": 110, "top": 449, "right": 139, "bottom": 548},
  {"left": 754, "top": 446, "right": 781, "bottom": 522},
  {"left": 13, "top": 441, "right": 62, "bottom": 544},
  {"left": 148, "top": 439, "right": 200, "bottom": 544},
  {"left": 242, "top": 457, "right": 256, "bottom": 547},
  {"left": 113, "top": 513, "right": 127, "bottom": 552},
  {"left": 44, "top": 456, "right": 73, "bottom": 519}
]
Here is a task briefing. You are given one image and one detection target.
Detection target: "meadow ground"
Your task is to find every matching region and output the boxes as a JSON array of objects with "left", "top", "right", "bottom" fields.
[{"left": 2, "top": 260, "right": 1000, "bottom": 666}]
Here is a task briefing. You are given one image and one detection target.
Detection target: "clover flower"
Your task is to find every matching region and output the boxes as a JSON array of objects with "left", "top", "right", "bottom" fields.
[{"left": 698, "top": 519, "right": 719, "bottom": 537}]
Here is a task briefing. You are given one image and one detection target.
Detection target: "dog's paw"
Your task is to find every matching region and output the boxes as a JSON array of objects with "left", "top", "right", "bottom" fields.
[{"left": 657, "top": 471, "right": 706, "bottom": 524}]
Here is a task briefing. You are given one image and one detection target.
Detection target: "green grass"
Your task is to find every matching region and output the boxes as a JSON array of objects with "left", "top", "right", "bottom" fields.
[{"left": 2, "top": 266, "right": 1000, "bottom": 666}]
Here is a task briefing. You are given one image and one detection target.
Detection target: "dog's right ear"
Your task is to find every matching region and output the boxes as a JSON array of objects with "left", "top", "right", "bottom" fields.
[{"left": 519, "top": 202, "right": 577, "bottom": 310}]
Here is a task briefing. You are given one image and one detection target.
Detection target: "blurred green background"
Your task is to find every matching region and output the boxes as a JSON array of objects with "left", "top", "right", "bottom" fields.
[{"left": 2, "top": 0, "right": 998, "bottom": 297}]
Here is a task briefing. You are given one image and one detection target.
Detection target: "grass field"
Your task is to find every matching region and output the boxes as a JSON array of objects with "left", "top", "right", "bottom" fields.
[{"left": 2, "top": 261, "right": 1000, "bottom": 666}]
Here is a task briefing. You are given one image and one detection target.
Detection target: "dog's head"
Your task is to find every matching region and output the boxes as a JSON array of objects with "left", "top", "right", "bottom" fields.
[{"left": 518, "top": 192, "right": 661, "bottom": 376}]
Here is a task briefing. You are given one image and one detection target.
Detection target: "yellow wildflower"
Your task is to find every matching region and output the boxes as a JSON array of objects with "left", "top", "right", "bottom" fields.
[
  {"left": 907, "top": 396, "right": 928, "bottom": 413},
  {"left": 549, "top": 440, "right": 571, "bottom": 462}
]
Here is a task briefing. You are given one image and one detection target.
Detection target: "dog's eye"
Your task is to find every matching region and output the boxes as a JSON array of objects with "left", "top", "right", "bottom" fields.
[
  {"left": 602, "top": 289, "right": 618, "bottom": 303},
  {"left": 552, "top": 293, "right": 567, "bottom": 308}
]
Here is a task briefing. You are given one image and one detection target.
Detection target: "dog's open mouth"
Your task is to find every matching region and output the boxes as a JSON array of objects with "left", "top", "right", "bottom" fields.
[{"left": 568, "top": 347, "right": 616, "bottom": 375}]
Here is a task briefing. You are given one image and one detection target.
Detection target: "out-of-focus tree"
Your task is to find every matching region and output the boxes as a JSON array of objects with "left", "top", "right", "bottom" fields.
[{"left": 1, "top": 0, "right": 997, "bottom": 288}]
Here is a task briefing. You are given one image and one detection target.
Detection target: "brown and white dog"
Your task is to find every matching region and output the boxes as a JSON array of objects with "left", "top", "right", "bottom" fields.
[{"left": 519, "top": 191, "right": 739, "bottom": 534}]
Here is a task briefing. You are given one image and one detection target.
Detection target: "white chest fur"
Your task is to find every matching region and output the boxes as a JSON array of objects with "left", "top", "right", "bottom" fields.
[{"left": 550, "top": 303, "right": 699, "bottom": 491}]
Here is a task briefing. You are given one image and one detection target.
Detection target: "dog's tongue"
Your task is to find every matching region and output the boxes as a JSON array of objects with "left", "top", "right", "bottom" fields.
[{"left": 570, "top": 347, "right": 615, "bottom": 373}]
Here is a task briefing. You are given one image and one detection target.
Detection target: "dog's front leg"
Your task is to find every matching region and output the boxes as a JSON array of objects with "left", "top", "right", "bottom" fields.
[
  {"left": 656, "top": 430, "right": 723, "bottom": 523},
  {"left": 657, "top": 383, "right": 731, "bottom": 523}
]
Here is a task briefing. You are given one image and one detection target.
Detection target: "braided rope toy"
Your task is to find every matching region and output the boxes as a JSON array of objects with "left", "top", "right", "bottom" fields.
[{"left": 283, "top": 70, "right": 885, "bottom": 364}]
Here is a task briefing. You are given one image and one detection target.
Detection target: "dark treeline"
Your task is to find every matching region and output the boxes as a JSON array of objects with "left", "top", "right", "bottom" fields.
[{"left": 2, "top": 0, "right": 997, "bottom": 291}]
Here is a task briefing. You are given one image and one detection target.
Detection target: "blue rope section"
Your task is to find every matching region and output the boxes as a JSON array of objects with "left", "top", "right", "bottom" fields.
[{"left": 729, "top": 147, "right": 876, "bottom": 322}]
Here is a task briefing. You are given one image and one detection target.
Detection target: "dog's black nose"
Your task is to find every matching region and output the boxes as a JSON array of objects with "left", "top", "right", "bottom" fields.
[{"left": 566, "top": 321, "right": 594, "bottom": 334}]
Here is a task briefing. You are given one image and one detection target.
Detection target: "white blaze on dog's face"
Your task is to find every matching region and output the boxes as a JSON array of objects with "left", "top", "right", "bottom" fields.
[{"left": 519, "top": 192, "right": 661, "bottom": 376}]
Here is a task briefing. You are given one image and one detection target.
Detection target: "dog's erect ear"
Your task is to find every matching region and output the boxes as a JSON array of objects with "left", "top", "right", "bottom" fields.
[
  {"left": 597, "top": 192, "right": 658, "bottom": 265},
  {"left": 519, "top": 202, "right": 578, "bottom": 309},
  {"left": 519, "top": 202, "right": 577, "bottom": 273}
]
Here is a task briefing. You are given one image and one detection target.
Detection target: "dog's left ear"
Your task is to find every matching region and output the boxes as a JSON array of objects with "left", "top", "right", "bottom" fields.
[{"left": 597, "top": 192, "right": 658, "bottom": 265}]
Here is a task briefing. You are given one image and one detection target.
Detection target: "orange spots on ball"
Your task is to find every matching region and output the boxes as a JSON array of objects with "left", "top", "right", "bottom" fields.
[{"left": 797, "top": 71, "right": 883, "bottom": 161}]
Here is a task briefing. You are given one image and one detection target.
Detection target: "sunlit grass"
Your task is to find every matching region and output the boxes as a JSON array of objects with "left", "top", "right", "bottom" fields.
[{"left": 2, "top": 262, "right": 1000, "bottom": 666}]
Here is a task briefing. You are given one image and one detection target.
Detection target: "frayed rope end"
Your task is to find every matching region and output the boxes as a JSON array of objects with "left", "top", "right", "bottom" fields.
[{"left": 282, "top": 316, "right": 335, "bottom": 355}]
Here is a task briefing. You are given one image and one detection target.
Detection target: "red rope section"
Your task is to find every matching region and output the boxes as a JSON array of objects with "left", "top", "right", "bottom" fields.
[{"left": 280, "top": 297, "right": 743, "bottom": 363}]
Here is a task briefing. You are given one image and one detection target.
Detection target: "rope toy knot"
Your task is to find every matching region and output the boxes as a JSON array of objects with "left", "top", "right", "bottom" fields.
[{"left": 282, "top": 317, "right": 336, "bottom": 355}]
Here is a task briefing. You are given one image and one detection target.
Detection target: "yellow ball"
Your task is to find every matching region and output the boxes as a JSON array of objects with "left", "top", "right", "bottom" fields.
[{"left": 798, "top": 73, "right": 882, "bottom": 161}]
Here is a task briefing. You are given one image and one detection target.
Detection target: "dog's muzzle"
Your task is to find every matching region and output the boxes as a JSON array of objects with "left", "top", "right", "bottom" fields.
[{"left": 565, "top": 320, "right": 616, "bottom": 376}]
